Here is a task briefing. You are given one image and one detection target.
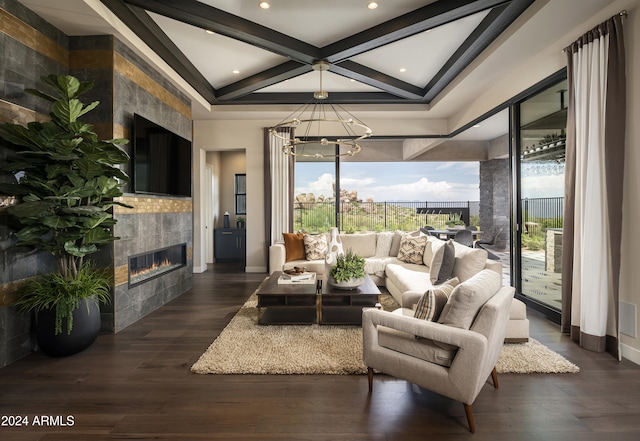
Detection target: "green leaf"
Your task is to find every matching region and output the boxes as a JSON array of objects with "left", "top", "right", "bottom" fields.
[
  {"left": 77, "top": 100, "right": 99, "bottom": 118},
  {"left": 52, "top": 99, "right": 83, "bottom": 125},
  {"left": 6, "top": 200, "right": 55, "bottom": 218},
  {"left": 42, "top": 215, "right": 76, "bottom": 229},
  {"left": 64, "top": 241, "right": 97, "bottom": 257}
]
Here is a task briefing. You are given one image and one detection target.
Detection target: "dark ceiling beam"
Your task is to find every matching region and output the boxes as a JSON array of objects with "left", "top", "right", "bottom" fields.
[
  {"left": 121, "top": 0, "right": 321, "bottom": 64},
  {"left": 330, "top": 61, "right": 424, "bottom": 100},
  {"left": 101, "top": 0, "right": 217, "bottom": 103},
  {"left": 228, "top": 92, "right": 421, "bottom": 105},
  {"left": 421, "top": 0, "right": 536, "bottom": 103},
  {"left": 321, "top": 0, "right": 511, "bottom": 63},
  {"left": 216, "top": 62, "right": 312, "bottom": 101}
]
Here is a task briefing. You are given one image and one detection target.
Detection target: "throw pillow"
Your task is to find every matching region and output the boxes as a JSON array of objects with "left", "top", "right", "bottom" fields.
[
  {"left": 437, "top": 269, "right": 502, "bottom": 330},
  {"left": 434, "top": 240, "right": 456, "bottom": 285},
  {"left": 414, "top": 277, "right": 460, "bottom": 322},
  {"left": 282, "top": 232, "right": 305, "bottom": 262},
  {"left": 397, "top": 234, "right": 428, "bottom": 264},
  {"left": 303, "top": 234, "right": 328, "bottom": 260}
]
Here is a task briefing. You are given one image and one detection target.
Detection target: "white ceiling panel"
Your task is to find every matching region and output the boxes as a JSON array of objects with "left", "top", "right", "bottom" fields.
[
  {"left": 150, "top": 12, "right": 288, "bottom": 89},
  {"left": 196, "top": 0, "right": 437, "bottom": 46},
  {"left": 351, "top": 10, "right": 490, "bottom": 88}
]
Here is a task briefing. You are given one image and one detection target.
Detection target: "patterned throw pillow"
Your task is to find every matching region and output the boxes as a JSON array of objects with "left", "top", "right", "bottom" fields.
[
  {"left": 414, "top": 278, "right": 460, "bottom": 322},
  {"left": 397, "top": 234, "right": 428, "bottom": 264},
  {"left": 304, "top": 234, "right": 328, "bottom": 260}
]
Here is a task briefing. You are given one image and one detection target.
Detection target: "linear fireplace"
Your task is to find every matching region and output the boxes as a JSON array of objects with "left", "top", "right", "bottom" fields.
[{"left": 129, "top": 243, "right": 187, "bottom": 287}]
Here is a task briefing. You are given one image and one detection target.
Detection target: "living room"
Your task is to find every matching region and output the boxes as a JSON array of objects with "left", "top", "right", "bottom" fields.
[{"left": 1, "top": 0, "right": 640, "bottom": 438}]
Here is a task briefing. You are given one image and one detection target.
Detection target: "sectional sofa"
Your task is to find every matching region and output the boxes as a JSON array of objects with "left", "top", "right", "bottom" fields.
[{"left": 269, "top": 230, "right": 529, "bottom": 342}]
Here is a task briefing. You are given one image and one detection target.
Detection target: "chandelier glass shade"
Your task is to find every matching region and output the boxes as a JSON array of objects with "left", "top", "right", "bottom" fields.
[{"left": 269, "top": 61, "right": 372, "bottom": 158}]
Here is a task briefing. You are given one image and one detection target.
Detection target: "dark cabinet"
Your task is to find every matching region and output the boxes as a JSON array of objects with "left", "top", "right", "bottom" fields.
[{"left": 214, "top": 228, "right": 245, "bottom": 262}]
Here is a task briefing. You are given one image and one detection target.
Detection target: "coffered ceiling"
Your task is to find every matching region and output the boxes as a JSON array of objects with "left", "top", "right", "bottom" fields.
[
  {"left": 98, "top": 0, "right": 535, "bottom": 107},
  {"left": 15, "top": 0, "right": 625, "bottom": 140}
]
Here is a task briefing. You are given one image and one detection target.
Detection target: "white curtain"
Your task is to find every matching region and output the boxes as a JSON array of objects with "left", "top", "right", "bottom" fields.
[
  {"left": 264, "top": 128, "right": 293, "bottom": 247},
  {"left": 562, "top": 14, "right": 625, "bottom": 357}
]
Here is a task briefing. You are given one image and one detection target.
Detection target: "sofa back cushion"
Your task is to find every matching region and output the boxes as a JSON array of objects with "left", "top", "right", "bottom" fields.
[
  {"left": 451, "top": 242, "right": 488, "bottom": 281},
  {"left": 389, "top": 230, "right": 405, "bottom": 257},
  {"left": 375, "top": 231, "right": 394, "bottom": 257},
  {"left": 283, "top": 232, "right": 306, "bottom": 262},
  {"left": 340, "top": 232, "right": 377, "bottom": 258}
]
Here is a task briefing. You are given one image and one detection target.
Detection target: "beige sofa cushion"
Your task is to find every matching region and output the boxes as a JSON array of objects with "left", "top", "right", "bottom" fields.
[
  {"left": 389, "top": 230, "right": 404, "bottom": 257},
  {"left": 340, "top": 232, "right": 377, "bottom": 258},
  {"left": 438, "top": 269, "right": 501, "bottom": 330},
  {"left": 451, "top": 242, "right": 488, "bottom": 282}
]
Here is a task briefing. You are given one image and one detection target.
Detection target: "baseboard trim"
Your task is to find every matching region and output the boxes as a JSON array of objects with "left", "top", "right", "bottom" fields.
[
  {"left": 193, "top": 265, "right": 208, "bottom": 273},
  {"left": 621, "top": 343, "right": 640, "bottom": 366}
]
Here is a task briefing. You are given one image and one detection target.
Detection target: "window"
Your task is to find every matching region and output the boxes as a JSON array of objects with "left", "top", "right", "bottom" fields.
[{"left": 235, "top": 174, "right": 246, "bottom": 215}]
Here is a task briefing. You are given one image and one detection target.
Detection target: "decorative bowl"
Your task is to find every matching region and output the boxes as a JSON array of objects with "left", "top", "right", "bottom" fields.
[{"left": 328, "top": 277, "right": 364, "bottom": 290}]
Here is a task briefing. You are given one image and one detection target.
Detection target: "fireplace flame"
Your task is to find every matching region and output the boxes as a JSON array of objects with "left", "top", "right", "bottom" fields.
[{"left": 130, "top": 257, "right": 172, "bottom": 279}]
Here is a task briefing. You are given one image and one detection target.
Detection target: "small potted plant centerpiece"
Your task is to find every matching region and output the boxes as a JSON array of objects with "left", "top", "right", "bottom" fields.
[
  {"left": 0, "top": 74, "right": 132, "bottom": 357},
  {"left": 328, "top": 249, "right": 366, "bottom": 289}
]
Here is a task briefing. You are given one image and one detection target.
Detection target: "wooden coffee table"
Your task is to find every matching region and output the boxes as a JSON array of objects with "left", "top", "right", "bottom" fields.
[{"left": 256, "top": 271, "right": 380, "bottom": 325}]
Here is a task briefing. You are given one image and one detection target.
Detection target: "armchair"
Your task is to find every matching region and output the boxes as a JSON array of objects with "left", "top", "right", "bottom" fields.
[{"left": 362, "top": 284, "right": 515, "bottom": 433}]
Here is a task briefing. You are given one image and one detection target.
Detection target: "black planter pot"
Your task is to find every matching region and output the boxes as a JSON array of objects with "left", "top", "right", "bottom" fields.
[{"left": 35, "top": 298, "right": 101, "bottom": 357}]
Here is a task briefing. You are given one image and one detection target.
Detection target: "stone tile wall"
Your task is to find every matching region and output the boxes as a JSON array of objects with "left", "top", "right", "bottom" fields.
[{"left": 0, "top": 0, "right": 193, "bottom": 367}]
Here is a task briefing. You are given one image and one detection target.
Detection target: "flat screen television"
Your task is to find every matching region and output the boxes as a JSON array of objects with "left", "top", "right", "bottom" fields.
[{"left": 133, "top": 114, "right": 192, "bottom": 197}]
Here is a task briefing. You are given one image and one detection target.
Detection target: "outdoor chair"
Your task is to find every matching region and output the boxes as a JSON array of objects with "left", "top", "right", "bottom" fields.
[
  {"left": 363, "top": 278, "right": 515, "bottom": 433},
  {"left": 454, "top": 229, "right": 474, "bottom": 247},
  {"left": 475, "top": 227, "right": 503, "bottom": 250},
  {"left": 420, "top": 226, "right": 439, "bottom": 237}
]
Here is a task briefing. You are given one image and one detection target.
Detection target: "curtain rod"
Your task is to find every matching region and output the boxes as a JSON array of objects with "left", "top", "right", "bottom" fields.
[{"left": 562, "top": 10, "right": 627, "bottom": 52}]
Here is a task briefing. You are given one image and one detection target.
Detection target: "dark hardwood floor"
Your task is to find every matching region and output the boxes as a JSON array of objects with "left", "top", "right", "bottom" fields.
[{"left": 1, "top": 263, "right": 639, "bottom": 440}]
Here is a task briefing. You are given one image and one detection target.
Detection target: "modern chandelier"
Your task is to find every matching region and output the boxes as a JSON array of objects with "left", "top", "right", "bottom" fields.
[{"left": 269, "top": 60, "right": 372, "bottom": 158}]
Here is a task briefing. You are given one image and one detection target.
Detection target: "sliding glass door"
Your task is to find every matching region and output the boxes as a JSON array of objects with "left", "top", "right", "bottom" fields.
[{"left": 515, "top": 77, "right": 567, "bottom": 322}]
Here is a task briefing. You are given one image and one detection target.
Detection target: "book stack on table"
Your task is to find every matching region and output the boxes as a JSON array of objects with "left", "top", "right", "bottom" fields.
[{"left": 277, "top": 272, "right": 316, "bottom": 285}]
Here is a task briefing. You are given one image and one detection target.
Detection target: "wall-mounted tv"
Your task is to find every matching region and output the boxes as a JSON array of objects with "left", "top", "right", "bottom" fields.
[{"left": 133, "top": 114, "right": 192, "bottom": 197}]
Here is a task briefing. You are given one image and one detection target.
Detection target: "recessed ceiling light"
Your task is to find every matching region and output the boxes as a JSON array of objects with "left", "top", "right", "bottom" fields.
[
  {"left": 368, "top": 2, "right": 378, "bottom": 9},
  {"left": 473, "top": 124, "right": 481, "bottom": 128},
  {"left": 232, "top": 70, "right": 240, "bottom": 74},
  {"left": 399, "top": 67, "right": 407, "bottom": 73},
  {"left": 204, "top": 29, "right": 215, "bottom": 35},
  {"left": 259, "top": 1, "right": 270, "bottom": 9}
]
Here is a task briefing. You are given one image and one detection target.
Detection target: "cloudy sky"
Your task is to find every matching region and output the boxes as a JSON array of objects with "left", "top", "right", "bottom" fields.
[
  {"left": 295, "top": 161, "right": 565, "bottom": 202},
  {"left": 295, "top": 161, "right": 481, "bottom": 202}
]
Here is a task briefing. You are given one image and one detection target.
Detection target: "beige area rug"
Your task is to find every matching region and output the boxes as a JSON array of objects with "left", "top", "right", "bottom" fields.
[{"left": 191, "top": 291, "right": 579, "bottom": 375}]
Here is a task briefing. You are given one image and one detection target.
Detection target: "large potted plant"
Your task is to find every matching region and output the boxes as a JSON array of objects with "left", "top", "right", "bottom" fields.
[{"left": 0, "top": 74, "right": 131, "bottom": 356}]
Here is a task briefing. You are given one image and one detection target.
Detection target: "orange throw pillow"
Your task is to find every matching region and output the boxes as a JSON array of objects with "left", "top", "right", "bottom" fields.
[{"left": 283, "top": 233, "right": 306, "bottom": 262}]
